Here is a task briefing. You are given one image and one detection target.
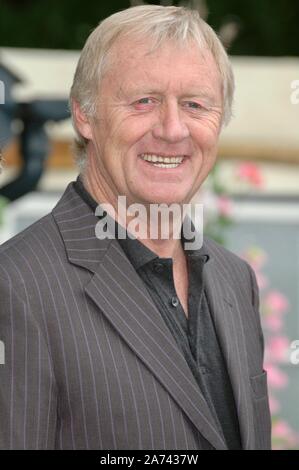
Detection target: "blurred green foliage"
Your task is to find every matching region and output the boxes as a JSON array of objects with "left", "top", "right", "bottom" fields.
[{"left": 0, "top": 0, "right": 298, "bottom": 55}]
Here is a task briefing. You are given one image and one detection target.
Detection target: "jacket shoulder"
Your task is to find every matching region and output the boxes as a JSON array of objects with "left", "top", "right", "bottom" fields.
[
  {"left": 203, "top": 235, "right": 254, "bottom": 284},
  {"left": 0, "top": 182, "right": 78, "bottom": 282},
  {"left": 0, "top": 212, "right": 63, "bottom": 284}
]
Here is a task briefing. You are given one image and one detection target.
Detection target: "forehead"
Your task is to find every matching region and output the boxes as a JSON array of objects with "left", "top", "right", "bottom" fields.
[{"left": 103, "top": 36, "right": 222, "bottom": 98}]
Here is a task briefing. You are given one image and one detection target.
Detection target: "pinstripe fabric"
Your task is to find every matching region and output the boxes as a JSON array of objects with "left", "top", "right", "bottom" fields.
[{"left": 0, "top": 182, "right": 271, "bottom": 449}]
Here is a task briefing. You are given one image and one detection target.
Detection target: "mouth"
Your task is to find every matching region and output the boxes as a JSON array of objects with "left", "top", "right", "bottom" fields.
[{"left": 139, "top": 153, "right": 186, "bottom": 169}]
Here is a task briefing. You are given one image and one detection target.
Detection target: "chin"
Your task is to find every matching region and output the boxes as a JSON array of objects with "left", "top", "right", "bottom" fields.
[{"left": 143, "top": 193, "right": 189, "bottom": 206}]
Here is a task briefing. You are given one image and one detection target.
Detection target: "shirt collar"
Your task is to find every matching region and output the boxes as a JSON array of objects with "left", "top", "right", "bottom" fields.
[{"left": 73, "top": 175, "right": 210, "bottom": 270}]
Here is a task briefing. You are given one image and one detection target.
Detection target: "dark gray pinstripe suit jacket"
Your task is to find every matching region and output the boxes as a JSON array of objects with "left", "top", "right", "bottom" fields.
[{"left": 0, "top": 182, "right": 271, "bottom": 450}]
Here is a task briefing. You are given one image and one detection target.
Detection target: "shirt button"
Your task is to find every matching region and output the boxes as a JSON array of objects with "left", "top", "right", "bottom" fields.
[
  {"left": 153, "top": 262, "right": 164, "bottom": 273},
  {"left": 171, "top": 296, "right": 179, "bottom": 308}
]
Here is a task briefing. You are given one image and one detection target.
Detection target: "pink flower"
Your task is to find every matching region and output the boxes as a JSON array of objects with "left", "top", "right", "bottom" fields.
[
  {"left": 236, "top": 162, "right": 264, "bottom": 187},
  {"left": 272, "top": 420, "right": 299, "bottom": 447},
  {"left": 266, "top": 336, "right": 290, "bottom": 363},
  {"left": 265, "top": 364, "right": 288, "bottom": 389},
  {"left": 273, "top": 421, "right": 293, "bottom": 438},
  {"left": 264, "top": 291, "right": 289, "bottom": 314},
  {"left": 273, "top": 434, "right": 299, "bottom": 449},
  {"left": 217, "top": 195, "right": 233, "bottom": 217},
  {"left": 263, "top": 314, "right": 283, "bottom": 332}
]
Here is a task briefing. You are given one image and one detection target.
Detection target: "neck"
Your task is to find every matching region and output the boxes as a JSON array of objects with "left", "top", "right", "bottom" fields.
[
  {"left": 82, "top": 161, "right": 186, "bottom": 261},
  {"left": 139, "top": 236, "right": 185, "bottom": 260}
]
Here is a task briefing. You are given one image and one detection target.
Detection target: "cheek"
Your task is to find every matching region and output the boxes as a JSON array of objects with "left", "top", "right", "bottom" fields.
[
  {"left": 192, "top": 119, "right": 220, "bottom": 152},
  {"left": 107, "top": 119, "right": 149, "bottom": 178},
  {"left": 104, "top": 125, "right": 145, "bottom": 169}
]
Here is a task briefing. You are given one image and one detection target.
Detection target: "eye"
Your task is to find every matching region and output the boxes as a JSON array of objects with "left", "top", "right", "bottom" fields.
[
  {"left": 132, "top": 97, "right": 157, "bottom": 110},
  {"left": 137, "top": 97, "right": 153, "bottom": 104},
  {"left": 183, "top": 101, "right": 204, "bottom": 110}
]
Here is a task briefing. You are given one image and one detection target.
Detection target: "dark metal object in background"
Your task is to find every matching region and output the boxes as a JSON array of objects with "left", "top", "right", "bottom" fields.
[{"left": 0, "top": 62, "right": 70, "bottom": 202}]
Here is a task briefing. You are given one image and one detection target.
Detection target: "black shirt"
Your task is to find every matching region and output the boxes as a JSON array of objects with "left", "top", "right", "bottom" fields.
[{"left": 73, "top": 176, "right": 242, "bottom": 450}]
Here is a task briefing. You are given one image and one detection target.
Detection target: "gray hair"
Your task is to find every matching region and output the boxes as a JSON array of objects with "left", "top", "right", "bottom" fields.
[{"left": 70, "top": 4, "right": 235, "bottom": 170}]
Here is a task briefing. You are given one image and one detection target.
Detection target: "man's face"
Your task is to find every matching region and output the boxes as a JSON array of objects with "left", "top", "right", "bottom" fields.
[{"left": 88, "top": 37, "right": 223, "bottom": 207}]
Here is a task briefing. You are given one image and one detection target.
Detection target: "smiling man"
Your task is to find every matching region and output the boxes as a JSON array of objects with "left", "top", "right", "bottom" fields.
[{"left": 0, "top": 5, "right": 271, "bottom": 450}]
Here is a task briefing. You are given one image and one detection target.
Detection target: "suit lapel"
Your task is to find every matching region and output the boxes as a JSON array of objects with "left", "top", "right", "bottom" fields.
[
  {"left": 53, "top": 183, "right": 227, "bottom": 450},
  {"left": 85, "top": 240, "right": 228, "bottom": 450},
  {"left": 203, "top": 248, "right": 255, "bottom": 450}
]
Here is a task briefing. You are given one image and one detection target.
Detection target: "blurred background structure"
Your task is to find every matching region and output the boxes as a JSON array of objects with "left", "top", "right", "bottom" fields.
[{"left": 0, "top": 0, "right": 298, "bottom": 449}]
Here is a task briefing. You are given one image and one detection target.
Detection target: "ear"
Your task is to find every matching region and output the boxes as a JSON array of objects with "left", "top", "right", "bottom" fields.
[{"left": 72, "top": 100, "right": 93, "bottom": 140}]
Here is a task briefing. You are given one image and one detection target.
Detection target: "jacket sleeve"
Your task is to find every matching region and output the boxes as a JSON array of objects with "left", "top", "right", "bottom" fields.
[{"left": 0, "top": 275, "right": 58, "bottom": 449}]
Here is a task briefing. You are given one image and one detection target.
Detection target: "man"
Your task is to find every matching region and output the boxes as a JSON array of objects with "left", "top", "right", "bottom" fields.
[{"left": 0, "top": 5, "right": 271, "bottom": 449}]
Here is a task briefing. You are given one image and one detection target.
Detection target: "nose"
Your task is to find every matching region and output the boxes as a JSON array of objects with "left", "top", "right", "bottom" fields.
[{"left": 152, "top": 100, "right": 190, "bottom": 143}]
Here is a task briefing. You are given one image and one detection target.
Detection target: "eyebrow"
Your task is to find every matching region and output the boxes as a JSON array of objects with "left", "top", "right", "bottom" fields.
[
  {"left": 118, "top": 85, "right": 219, "bottom": 103},
  {"left": 180, "top": 91, "right": 219, "bottom": 102}
]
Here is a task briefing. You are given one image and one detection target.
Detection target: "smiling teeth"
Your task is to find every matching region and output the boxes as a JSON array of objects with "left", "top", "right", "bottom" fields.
[
  {"left": 140, "top": 154, "right": 184, "bottom": 165},
  {"left": 154, "top": 163, "right": 180, "bottom": 168}
]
